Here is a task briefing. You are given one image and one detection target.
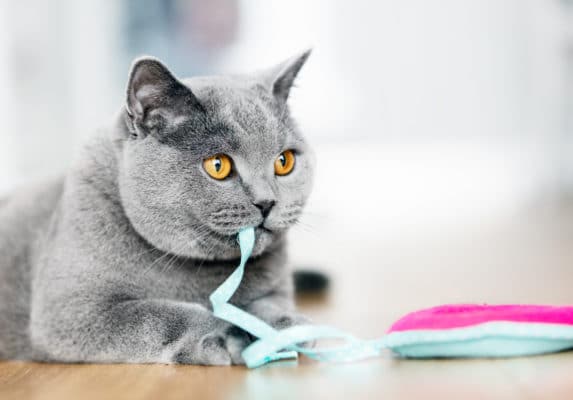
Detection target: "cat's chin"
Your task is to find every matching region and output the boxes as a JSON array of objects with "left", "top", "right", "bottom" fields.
[
  {"left": 180, "top": 226, "right": 278, "bottom": 261},
  {"left": 142, "top": 224, "right": 283, "bottom": 261}
]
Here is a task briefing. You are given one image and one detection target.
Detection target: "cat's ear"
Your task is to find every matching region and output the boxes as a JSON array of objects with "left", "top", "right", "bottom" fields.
[
  {"left": 262, "top": 49, "right": 312, "bottom": 104},
  {"left": 125, "top": 57, "right": 202, "bottom": 137}
]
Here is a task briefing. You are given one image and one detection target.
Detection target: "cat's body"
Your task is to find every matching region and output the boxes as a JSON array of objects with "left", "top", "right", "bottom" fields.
[
  {"left": 0, "top": 177, "right": 64, "bottom": 358},
  {"left": 0, "top": 52, "right": 314, "bottom": 365}
]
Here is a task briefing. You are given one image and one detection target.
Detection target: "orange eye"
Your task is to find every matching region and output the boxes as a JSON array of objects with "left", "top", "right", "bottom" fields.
[
  {"left": 274, "top": 150, "right": 296, "bottom": 176},
  {"left": 203, "top": 154, "right": 232, "bottom": 180}
]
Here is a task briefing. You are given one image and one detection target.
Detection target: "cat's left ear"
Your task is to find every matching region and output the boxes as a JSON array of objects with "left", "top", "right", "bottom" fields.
[
  {"left": 262, "top": 49, "right": 312, "bottom": 104},
  {"left": 125, "top": 56, "right": 203, "bottom": 138}
]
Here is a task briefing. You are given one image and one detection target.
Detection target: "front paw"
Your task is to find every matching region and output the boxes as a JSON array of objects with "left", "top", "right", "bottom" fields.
[
  {"left": 271, "top": 313, "right": 312, "bottom": 330},
  {"left": 174, "top": 325, "right": 253, "bottom": 366},
  {"left": 270, "top": 313, "right": 315, "bottom": 349}
]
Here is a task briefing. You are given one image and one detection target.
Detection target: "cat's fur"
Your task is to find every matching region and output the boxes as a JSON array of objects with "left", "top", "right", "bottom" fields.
[{"left": 0, "top": 51, "right": 314, "bottom": 365}]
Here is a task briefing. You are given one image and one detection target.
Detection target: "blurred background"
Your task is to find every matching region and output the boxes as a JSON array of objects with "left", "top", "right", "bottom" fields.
[{"left": 1, "top": 0, "right": 573, "bottom": 320}]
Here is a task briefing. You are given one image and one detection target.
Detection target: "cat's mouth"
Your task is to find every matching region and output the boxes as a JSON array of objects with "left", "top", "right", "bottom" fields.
[
  {"left": 190, "top": 221, "right": 280, "bottom": 260},
  {"left": 206, "top": 223, "right": 274, "bottom": 244},
  {"left": 257, "top": 223, "right": 273, "bottom": 234}
]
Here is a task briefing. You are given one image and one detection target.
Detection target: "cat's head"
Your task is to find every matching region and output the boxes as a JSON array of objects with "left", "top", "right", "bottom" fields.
[{"left": 116, "top": 51, "right": 314, "bottom": 260}]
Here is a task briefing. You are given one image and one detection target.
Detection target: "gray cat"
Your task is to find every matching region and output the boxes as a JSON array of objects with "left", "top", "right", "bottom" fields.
[{"left": 0, "top": 50, "right": 315, "bottom": 365}]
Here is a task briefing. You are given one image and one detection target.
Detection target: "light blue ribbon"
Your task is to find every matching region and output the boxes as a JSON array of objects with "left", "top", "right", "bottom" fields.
[{"left": 209, "top": 227, "right": 386, "bottom": 368}]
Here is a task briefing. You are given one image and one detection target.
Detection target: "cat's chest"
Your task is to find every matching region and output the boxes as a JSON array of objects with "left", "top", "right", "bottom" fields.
[{"left": 135, "top": 254, "right": 281, "bottom": 307}]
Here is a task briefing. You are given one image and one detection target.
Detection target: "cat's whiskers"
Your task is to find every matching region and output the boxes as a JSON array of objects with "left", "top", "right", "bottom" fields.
[
  {"left": 140, "top": 229, "right": 212, "bottom": 277},
  {"left": 126, "top": 242, "right": 163, "bottom": 263},
  {"left": 141, "top": 245, "right": 181, "bottom": 277},
  {"left": 291, "top": 219, "right": 318, "bottom": 236},
  {"left": 295, "top": 209, "right": 328, "bottom": 222},
  {"left": 152, "top": 226, "right": 216, "bottom": 282},
  {"left": 160, "top": 252, "right": 181, "bottom": 275},
  {"left": 193, "top": 233, "right": 227, "bottom": 275}
]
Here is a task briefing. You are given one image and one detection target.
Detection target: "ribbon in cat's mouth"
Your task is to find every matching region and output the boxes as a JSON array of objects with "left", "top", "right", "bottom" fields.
[{"left": 209, "top": 226, "right": 386, "bottom": 368}]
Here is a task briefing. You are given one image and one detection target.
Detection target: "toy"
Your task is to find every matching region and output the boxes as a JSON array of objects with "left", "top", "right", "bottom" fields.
[
  {"left": 211, "top": 227, "right": 573, "bottom": 368},
  {"left": 385, "top": 304, "right": 573, "bottom": 358}
]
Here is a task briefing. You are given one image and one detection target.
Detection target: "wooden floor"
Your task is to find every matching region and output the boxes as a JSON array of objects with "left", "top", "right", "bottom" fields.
[{"left": 2, "top": 197, "right": 573, "bottom": 399}]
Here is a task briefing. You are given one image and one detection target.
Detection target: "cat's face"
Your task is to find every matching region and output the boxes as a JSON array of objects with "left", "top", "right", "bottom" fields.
[{"left": 117, "top": 53, "right": 314, "bottom": 260}]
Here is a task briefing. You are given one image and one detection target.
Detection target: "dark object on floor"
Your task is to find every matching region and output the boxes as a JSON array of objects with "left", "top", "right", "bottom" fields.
[{"left": 293, "top": 270, "right": 330, "bottom": 294}]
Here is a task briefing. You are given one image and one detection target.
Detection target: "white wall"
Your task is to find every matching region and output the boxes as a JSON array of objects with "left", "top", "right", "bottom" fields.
[
  {"left": 0, "top": 0, "right": 571, "bottom": 221},
  {"left": 0, "top": 1, "right": 15, "bottom": 194},
  {"left": 224, "top": 1, "right": 568, "bottom": 147}
]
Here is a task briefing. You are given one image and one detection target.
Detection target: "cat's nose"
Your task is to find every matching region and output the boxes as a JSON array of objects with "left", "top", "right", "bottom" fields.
[{"left": 254, "top": 200, "right": 275, "bottom": 218}]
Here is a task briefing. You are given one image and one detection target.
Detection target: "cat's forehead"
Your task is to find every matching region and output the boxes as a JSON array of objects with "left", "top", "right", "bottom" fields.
[
  {"left": 178, "top": 77, "right": 290, "bottom": 155},
  {"left": 182, "top": 75, "right": 264, "bottom": 105},
  {"left": 184, "top": 76, "right": 272, "bottom": 121}
]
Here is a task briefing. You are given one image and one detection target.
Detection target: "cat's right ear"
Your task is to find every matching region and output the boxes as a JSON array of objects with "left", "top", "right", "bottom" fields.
[{"left": 125, "top": 57, "right": 203, "bottom": 138}]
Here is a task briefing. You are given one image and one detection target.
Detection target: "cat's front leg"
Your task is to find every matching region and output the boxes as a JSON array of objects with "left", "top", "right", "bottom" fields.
[
  {"left": 30, "top": 299, "right": 252, "bottom": 365},
  {"left": 246, "top": 295, "right": 311, "bottom": 331},
  {"left": 246, "top": 296, "right": 317, "bottom": 351}
]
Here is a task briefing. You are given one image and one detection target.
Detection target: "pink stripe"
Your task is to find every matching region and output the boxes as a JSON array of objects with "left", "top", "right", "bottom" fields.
[{"left": 388, "top": 304, "right": 573, "bottom": 332}]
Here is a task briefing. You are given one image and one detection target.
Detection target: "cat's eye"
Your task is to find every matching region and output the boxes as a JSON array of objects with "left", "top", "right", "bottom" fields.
[
  {"left": 203, "top": 154, "right": 233, "bottom": 180},
  {"left": 274, "top": 150, "right": 296, "bottom": 176}
]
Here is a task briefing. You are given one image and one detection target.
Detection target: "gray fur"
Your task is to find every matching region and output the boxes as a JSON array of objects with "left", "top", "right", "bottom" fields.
[{"left": 0, "top": 50, "right": 314, "bottom": 365}]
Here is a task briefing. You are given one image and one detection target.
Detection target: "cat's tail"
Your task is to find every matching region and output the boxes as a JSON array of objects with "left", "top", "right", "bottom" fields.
[{"left": 293, "top": 269, "right": 329, "bottom": 295}]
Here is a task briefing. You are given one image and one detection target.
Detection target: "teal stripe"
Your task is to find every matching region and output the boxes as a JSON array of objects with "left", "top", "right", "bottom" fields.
[{"left": 384, "top": 322, "right": 573, "bottom": 358}]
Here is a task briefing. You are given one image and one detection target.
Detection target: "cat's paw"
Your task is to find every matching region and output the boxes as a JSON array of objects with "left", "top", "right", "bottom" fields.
[
  {"left": 271, "top": 313, "right": 312, "bottom": 330},
  {"left": 270, "top": 313, "right": 315, "bottom": 349},
  {"left": 174, "top": 325, "right": 252, "bottom": 366}
]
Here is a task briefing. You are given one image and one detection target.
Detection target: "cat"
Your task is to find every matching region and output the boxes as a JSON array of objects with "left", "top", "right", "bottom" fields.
[{"left": 0, "top": 50, "right": 315, "bottom": 365}]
